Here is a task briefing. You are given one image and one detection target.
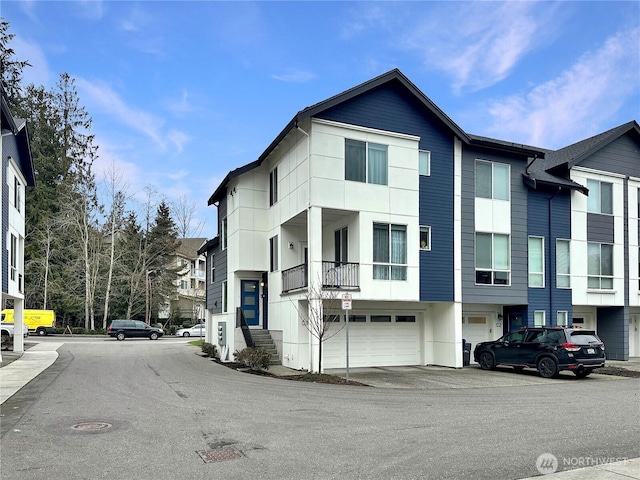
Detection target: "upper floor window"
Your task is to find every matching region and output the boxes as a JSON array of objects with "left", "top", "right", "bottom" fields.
[
  {"left": 420, "top": 226, "right": 431, "bottom": 250},
  {"left": 14, "top": 177, "right": 22, "bottom": 213},
  {"left": 419, "top": 150, "right": 431, "bottom": 176},
  {"left": 528, "top": 236, "right": 544, "bottom": 287},
  {"left": 335, "top": 227, "right": 348, "bottom": 264},
  {"left": 210, "top": 253, "right": 215, "bottom": 284},
  {"left": 556, "top": 239, "right": 571, "bottom": 288},
  {"left": 475, "top": 232, "right": 510, "bottom": 285},
  {"left": 475, "top": 160, "right": 509, "bottom": 201},
  {"left": 345, "top": 139, "right": 388, "bottom": 185},
  {"left": 221, "top": 217, "right": 228, "bottom": 250},
  {"left": 10, "top": 234, "right": 17, "bottom": 280},
  {"left": 269, "top": 167, "right": 278, "bottom": 206},
  {"left": 534, "top": 311, "right": 546, "bottom": 327},
  {"left": 587, "top": 179, "right": 612, "bottom": 214},
  {"left": 373, "top": 223, "right": 407, "bottom": 280},
  {"left": 269, "top": 235, "right": 279, "bottom": 272},
  {"left": 588, "top": 242, "right": 613, "bottom": 289}
]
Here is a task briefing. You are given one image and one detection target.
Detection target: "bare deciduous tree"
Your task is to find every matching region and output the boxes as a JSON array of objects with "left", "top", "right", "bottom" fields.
[{"left": 171, "top": 194, "right": 204, "bottom": 238}]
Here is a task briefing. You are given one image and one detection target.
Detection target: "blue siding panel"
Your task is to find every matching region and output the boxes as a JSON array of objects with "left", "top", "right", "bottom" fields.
[{"left": 317, "top": 81, "right": 455, "bottom": 301}]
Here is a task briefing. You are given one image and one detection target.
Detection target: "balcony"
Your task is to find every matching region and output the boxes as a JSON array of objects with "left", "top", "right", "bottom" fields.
[{"left": 281, "top": 261, "right": 359, "bottom": 293}]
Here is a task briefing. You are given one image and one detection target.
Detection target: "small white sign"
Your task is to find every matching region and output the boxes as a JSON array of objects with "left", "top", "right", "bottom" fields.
[{"left": 341, "top": 293, "right": 352, "bottom": 310}]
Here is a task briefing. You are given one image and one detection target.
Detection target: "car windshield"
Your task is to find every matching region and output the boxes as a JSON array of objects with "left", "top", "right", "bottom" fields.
[{"left": 570, "top": 331, "right": 600, "bottom": 344}]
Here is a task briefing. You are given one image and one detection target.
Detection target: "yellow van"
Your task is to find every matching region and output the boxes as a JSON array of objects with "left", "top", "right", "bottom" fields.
[{"left": 1, "top": 309, "right": 56, "bottom": 336}]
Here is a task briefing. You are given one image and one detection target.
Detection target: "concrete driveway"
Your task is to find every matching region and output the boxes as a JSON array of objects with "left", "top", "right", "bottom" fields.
[{"left": 325, "top": 364, "right": 630, "bottom": 389}]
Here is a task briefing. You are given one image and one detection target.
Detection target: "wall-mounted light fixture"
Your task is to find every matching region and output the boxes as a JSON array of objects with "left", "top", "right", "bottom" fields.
[{"left": 288, "top": 242, "right": 294, "bottom": 249}]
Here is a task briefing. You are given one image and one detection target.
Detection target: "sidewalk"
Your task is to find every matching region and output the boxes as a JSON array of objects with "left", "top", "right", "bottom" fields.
[
  {"left": 518, "top": 457, "right": 640, "bottom": 479},
  {"left": 0, "top": 341, "right": 61, "bottom": 404}
]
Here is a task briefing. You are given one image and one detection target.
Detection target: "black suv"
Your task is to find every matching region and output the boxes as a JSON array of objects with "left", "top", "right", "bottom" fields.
[
  {"left": 107, "top": 320, "right": 164, "bottom": 341},
  {"left": 474, "top": 327, "right": 605, "bottom": 378}
]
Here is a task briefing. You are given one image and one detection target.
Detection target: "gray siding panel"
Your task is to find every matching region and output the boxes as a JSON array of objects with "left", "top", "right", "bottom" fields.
[
  {"left": 462, "top": 147, "right": 529, "bottom": 305},
  {"left": 586, "top": 214, "right": 614, "bottom": 243},
  {"left": 597, "top": 306, "right": 628, "bottom": 360},
  {"left": 580, "top": 134, "right": 640, "bottom": 177}
]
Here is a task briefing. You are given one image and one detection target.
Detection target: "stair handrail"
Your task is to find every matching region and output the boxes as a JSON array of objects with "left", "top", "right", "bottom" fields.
[{"left": 236, "top": 307, "right": 255, "bottom": 348}]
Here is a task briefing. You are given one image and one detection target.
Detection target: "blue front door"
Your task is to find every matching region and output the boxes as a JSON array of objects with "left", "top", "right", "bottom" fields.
[{"left": 241, "top": 280, "right": 260, "bottom": 326}]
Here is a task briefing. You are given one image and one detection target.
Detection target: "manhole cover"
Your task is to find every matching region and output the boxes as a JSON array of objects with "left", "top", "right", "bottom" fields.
[
  {"left": 197, "top": 447, "right": 243, "bottom": 463},
  {"left": 71, "top": 422, "right": 112, "bottom": 432}
]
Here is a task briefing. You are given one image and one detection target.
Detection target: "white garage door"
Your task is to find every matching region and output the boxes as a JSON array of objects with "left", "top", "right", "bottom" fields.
[
  {"left": 462, "top": 316, "right": 491, "bottom": 364},
  {"left": 322, "top": 315, "right": 420, "bottom": 369}
]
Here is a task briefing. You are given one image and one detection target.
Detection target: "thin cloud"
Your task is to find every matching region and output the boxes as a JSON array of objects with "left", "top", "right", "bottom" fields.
[
  {"left": 11, "top": 36, "right": 52, "bottom": 88},
  {"left": 168, "top": 130, "right": 191, "bottom": 154},
  {"left": 74, "top": 77, "right": 166, "bottom": 149},
  {"left": 271, "top": 69, "right": 317, "bottom": 83},
  {"left": 485, "top": 28, "right": 640, "bottom": 149}
]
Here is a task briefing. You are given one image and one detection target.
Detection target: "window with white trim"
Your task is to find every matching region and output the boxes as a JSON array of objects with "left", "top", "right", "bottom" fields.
[
  {"left": 420, "top": 226, "right": 431, "bottom": 251},
  {"left": 222, "top": 281, "right": 228, "bottom": 313},
  {"left": 534, "top": 311, "right": 545, "bottom": 327},
  {"left": 556, "top": 239, "right": 571, "bottom": 288},
  {"left": 587, "top": 179, "right": 612, "bottom": 214},
  {"left": 210, "top": 253, "right": 215, "bottom": 284},
  {"left": 345, "top": 139, "right": 388, "bottom": 185},
  {"left": 419, "top": 150, "right": 431, "bottom": 176},
  {"left": 269, "top": 235, "right": 279, "bottom": 272},
  {"left": 557, "top": 311, "right": 568, "bottom": 326},
  {"left": 269, "top": 167, "right": 278, "bottom": 206},
  {"left": 221, "top": 217, "right": 227, "bottom": 250},
  {"left": 335, "top": 227, "right": 348, "bottom": 264},
  {"left": 475, "top": 233, "right": 510, "bottom": 285},
  {"left": 14, "top": 177, "right": 21, "bottom": 213},
  {"left": 587, "top": 242, "right": 613, "bottom": 289},
  {"left": 10, "top": 234, "right": 17, "bottom": 281},
  {"left": 373, "top": 223, "right": 407, "bottom": 280},
  {"left": 475, "top": 160, "right": 510, "bottom": 201},
  {"left": 528, "top": 236, "right": 544, "bottom": 287}
]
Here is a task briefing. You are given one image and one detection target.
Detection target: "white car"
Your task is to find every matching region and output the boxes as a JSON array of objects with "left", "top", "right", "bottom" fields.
[{"left": 175, "top": 324, "right": 205, "bottom": 337}]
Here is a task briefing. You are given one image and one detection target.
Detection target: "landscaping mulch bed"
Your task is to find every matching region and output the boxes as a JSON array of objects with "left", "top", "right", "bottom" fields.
[{"left": 595, "top": 366, "right": 640, "bottom": 378}]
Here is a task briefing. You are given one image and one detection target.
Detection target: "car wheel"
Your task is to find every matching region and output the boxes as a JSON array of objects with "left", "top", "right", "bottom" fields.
[
  {"left": 37, "top": 328, "right": 47, "bottom": 336},
  {"left": 479, "top": 352, "right": 495, "bottom": 370},
  {"left": 537, "top": 357, "right": 558, "bottom": 378},
  {"left": 150, "top": 332, "right": 159, "bottom": 340},
  {"left": 116, "top": 332, "right": 126, "bottom": 341},
  {"left": 573, "top": 369, "right": 592, "bottom": 378},
  {"left": 183, "top": 332, "right": 190, "bottom": 337}
]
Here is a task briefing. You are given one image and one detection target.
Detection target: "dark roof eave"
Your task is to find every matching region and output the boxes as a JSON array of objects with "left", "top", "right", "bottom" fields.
[
  {"left": 197, "top": 236, "right": 220, "bottom": 255},
  {"left": 522, "top": 173, "right": 589, "bottom": 195},
  {"left": 469, "top": 135, "right": 546, "bottom": 157}
]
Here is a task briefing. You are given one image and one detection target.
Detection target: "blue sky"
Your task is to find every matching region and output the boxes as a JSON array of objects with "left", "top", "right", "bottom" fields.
[{"left": 3, "top": 1, "right": 639, "bottom": 238}]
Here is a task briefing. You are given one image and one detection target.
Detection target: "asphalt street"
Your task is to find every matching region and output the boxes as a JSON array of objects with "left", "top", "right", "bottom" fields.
[{"left": 1, "top": 338, "right": 639, "bottom": 480}]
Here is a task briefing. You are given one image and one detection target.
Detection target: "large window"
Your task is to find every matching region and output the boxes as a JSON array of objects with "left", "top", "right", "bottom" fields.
[
  {"left": 345, "top": 139, "right": 388, "bottom": 185},
  {"left": 556, "top": 239, "right": 571, "bottom": 288},
  {"left": 475, "top": 233, "right": 510, "bottom": 285},
  {"left": 587, "top": 179, "right": 612, "bottom": 214},
  {"left": 373, "top": 223, "right": 407, "bottom": 280},
  {"left": 528, "top": 236, "right": 544, "bottom": 287},
  {"left": 269, "top": 167, "right": 278, "bottom": 206},
  {"left": 587, "top": 242, "right": 613, "bottom": 289},
  {"left": 475, "top": 160, "right": 510, "bottom": 201},
  {"left": 221, "top": 217, "right": 227, "bottom": 250},
  {"left": 269, "top": 235, "right": 279, "bottom": 272},
  {"left": 419, "top": 150, "right": 431, "bottom": 176}
]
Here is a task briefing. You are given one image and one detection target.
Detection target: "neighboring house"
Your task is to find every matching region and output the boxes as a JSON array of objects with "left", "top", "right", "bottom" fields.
[
  {"left": 169, "top": 238, "right": 207, "bottom": 324},
  {"left": 1, "top": 88, "right": 35, "bottom": 355},
  {"left": 201, "top": 69, "right": 639, "bottom": 371}
]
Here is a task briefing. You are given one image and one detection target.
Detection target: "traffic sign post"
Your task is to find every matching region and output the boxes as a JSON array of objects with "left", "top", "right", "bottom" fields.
[{"left": 342, "top": 293, "right": 352, "bottom": 382}]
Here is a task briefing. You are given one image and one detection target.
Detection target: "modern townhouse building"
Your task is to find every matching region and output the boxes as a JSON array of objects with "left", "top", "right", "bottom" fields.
[
  {"left": 1, "top": 89, "right": 35, "bottom": 354},
  {"left": 201, "top": 69, "right": 638, "bottom": 371}
]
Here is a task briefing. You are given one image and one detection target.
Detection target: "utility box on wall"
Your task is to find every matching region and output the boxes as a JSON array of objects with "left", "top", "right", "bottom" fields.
[{"left": 218, "top": 322, "right": 226, "bottom": 345}]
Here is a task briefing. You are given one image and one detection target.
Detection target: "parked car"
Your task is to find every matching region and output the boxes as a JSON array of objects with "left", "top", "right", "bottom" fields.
[
  {"left": 107, "top": 320, "right": 164, "bottom": 341},
  {"left": 1, "top": 322, "right": 29, "bottom": 350},
  {"left": 175, "top": 324, "right": 205, "bottom": 337},
  {"left": 474, "top": 326, "right": 605, "bottom": 378}
]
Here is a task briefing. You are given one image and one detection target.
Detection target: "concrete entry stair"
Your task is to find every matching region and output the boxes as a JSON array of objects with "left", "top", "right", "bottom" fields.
[{"left": 250, "top": 330, "right": 280, "bottom": 365}]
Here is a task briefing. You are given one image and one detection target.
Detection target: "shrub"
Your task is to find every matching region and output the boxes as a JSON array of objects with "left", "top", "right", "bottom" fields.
[
  {"left": 201, "top": 342, "right": 218, "bottom": 358},
  {"left": 233, "top": 347, "right": 271, "bottom": 371}
]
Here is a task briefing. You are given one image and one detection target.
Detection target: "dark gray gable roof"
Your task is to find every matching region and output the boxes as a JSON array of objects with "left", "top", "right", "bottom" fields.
[
  {"left": 176, "top": 238, "right": 208, "bottom": 259},
  {"left": 545, "top": 120, "right": 640, "bottom": 171},
  {"left": 197, "top": 236, "right": 219, "bottom": 256},
  {"left": 1, "top": 92, "right": 36, "bottom": 187},
  {"left": 209, "top": 69, "right": 475, "bottom": 205}
]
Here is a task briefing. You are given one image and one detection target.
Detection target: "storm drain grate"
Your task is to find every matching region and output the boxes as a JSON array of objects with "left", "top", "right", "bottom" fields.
[
  {"left": 197, "top": 447, "right": 243, "bottom": 463},
  {"left": 71, "top": 422, "right": 112, "bottom": 432}
]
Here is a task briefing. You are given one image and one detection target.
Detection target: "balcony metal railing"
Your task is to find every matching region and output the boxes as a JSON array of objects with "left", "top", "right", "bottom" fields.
[{"left": 281, "top": 261, "right": 359, "bottom": 293}]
